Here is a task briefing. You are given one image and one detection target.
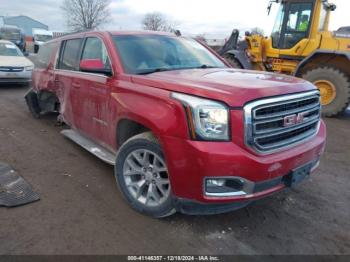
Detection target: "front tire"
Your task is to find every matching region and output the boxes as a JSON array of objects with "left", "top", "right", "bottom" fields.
[
  {"left": 115, "top": 132, "right": 175, "bottom": 218},
  {"left": 302, "top": 67, "right": 350, "bottom": 117}
]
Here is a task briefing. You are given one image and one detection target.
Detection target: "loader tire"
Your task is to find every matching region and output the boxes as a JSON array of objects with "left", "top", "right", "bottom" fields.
[
  {"left": 223, "top": 54, "right": 243, "bottom": 69},
  {"left": 302, "top": 67, "right": 350, "bottom": 117}
]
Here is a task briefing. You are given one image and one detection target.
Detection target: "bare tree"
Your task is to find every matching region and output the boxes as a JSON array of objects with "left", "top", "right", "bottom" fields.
[
  {"left": 142, "top": 12, "right": 175, "bottom": 32},
  {"left": 61, "top": 0, "right": 111, "bottom": 31}
]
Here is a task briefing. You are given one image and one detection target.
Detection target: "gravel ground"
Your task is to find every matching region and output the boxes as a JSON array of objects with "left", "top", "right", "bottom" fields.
[{"left": 0, "top": 85, "right": 349, "bottom": 255}]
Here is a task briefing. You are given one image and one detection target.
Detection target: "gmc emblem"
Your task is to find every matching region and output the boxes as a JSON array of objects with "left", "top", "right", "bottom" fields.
[{"left": 283, "top": 112, "right": 307, "bottom": 127}]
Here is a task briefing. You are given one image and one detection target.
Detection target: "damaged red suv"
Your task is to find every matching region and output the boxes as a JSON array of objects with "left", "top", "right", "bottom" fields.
[{"left": 26, "top": 31, "right": 326, "bottom": 217}]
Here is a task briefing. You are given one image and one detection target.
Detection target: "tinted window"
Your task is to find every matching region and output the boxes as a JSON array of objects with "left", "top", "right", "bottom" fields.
[
  {"left": 112, "top": 35, "right": 226, "bottom": 75},
  {"left": 36, "top": 42, "right": 55, "bottom": 69},
  {"left": 58, "top": 39, "right": 83, "bottom": 71},
  {"left": 81, "top": 37, "right": 111, "bottom": 69}
]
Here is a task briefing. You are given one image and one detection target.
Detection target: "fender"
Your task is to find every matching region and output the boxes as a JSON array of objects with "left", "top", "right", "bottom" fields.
[
  {"left": 295, "top": 50, "right": 350, "bottom": 77},
  {"left": 110, "top": 84, "right": 190, "bottom": 146}
]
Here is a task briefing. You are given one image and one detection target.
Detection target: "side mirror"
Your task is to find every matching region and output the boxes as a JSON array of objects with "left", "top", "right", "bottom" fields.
[
  {"left": 23, "top": 52, "right": 29, "bottom": 57},
  {"left": 80, "top": 59, "right": 112, "bottom": 76}
]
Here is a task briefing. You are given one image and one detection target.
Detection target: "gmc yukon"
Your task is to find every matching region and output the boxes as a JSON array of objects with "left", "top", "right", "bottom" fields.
[{"left": 25, "top": 31, "right": 326, "bottom": 217}]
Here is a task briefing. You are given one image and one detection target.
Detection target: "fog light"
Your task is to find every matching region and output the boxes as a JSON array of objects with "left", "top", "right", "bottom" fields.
[
  {"left": 205, "top": 178, "right": 252, "bottom": 197},
  {"left": 206, "top": 179, "right": 226, "bottom": 187}
]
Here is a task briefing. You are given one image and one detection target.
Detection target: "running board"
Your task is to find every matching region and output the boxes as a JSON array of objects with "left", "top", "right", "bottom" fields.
[{"left": 61, "top": 129, "right": 116, "bottom": 165}]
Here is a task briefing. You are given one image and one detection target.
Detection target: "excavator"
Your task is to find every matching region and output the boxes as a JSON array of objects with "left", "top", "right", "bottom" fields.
[{"left": 218, "top": 0, "right": 350, "bottom": 117}]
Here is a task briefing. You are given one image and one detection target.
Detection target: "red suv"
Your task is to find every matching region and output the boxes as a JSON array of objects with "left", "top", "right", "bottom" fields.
[{"left": 26, "top": 31, "right": 326, "bottom": 217}]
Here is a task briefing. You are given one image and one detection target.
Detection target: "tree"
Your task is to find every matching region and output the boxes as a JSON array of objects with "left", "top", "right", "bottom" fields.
[
  {"left": 61, "top": 0, "right": 111, "bottom": 31},
  {"left": 142, "top": 12, "right": 175, "bottom": 32}
]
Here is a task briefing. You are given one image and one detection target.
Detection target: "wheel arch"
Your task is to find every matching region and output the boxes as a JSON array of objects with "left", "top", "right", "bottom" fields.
[
  {"left": 112, "top": 88, "right": 189, "bottom": 151},
  {"left": 295, "top": 50, "right": 350, "bottom": 78},
  {"left": 116, "top": 118, "right": 152, "bottom": 148},
  {"left": 37, "top": 90, "right": 60, "bottom": 113}
]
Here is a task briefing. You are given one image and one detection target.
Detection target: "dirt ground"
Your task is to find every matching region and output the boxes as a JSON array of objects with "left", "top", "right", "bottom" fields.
[{"left": 0, "top": 85, "right": 349, "bottom": 255}]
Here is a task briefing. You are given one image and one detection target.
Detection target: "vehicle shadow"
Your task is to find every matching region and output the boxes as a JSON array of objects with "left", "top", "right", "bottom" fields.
[
  {"left": 337, "top": 107, "right": 350, "bottom": 120},
  {"left": 164, "top": 191, "right": 293, "bottom": 231},
  {"left": 0, "top": 83, "right": 30, "bottom": 90},
  {"left": 158, "top": 186, "right": 335, "bottom": 254}
]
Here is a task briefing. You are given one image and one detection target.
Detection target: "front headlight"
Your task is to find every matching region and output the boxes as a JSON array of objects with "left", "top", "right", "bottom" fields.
[
  {"left": 25, "top": 66, "right": 34, "bottom": 71},
  {"left": 172, "top": 93, "right": 230, "bottom": 141}
]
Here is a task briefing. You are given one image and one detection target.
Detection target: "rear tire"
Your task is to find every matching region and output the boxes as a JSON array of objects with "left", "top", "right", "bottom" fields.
[
  {"left": 302, "top": 67, "right": 350, "bottom": 117},
  {"left": 223, "top": 54, "right": 243, "bottom": 69},
  {"left": 115, "top": 132, "right": 176, "bottom": 218},
  {"left": 25, "top": 89, "right": 41, "bottom": 119}
]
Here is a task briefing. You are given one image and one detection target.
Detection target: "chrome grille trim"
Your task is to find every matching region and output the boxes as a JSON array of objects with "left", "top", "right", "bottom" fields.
[
  {"left": 244, "top": 90, "right": 321, "bottom": 155},
  {"left": 0, "top": 66, "right": 24, "bottom": 72}
]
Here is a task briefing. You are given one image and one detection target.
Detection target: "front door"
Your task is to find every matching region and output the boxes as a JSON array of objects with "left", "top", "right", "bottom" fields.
[{"left": 76, "top": 36, "right": 113, "bottom": 147}]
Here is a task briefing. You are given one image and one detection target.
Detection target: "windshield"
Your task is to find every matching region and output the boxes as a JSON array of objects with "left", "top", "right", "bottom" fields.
[
  {"left": 271, "top": 4, "right": 285, "bottom": 48},
  {"left": 0, "top": 43, "right": 23, "bottom": 56},
  {"left": 318, "top": 3, "right": 327, "bottom": 31},
  {"left": 112, "top": 35, "right": 226, "bottom": 75},
  {"left": 0, "top": 28, "right": 21, "bottom": 41},
  {"left": 35, "top": 34, "right": 53, "bottom": 42}
]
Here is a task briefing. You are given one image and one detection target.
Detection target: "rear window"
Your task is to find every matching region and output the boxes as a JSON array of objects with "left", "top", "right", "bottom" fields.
[
  {"left": 36, "top": 42, "right": 56, "bottom": 69},
  {"left": 57, "top": 38, "right": 83, "bottom": 71}
]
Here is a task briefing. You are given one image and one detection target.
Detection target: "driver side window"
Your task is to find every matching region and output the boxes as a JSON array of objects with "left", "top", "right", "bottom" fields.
[
  {"left": 81, "top": 37, "right": 111, "bottom": 70},
  {"left": 282, "top": 3, "right": 312, "bottom": 49}
]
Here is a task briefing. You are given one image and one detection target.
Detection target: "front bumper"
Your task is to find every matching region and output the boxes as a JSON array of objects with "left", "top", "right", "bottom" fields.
[
  {"left": 0, "top": 71, "right": 32, "bottom": 84},
  {"left": 173, "top": 158, "right": 319, "bottom": 215},
  {"left": 161, "top": 120, "right": 326, "bottom": 211}
]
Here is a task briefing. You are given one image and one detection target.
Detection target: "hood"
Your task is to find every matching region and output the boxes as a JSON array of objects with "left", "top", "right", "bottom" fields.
[
  {"left": 131, "top": 68, "right": 316, "bottom": 107},
  {"left": 0, "top": 56, "right": 33, "bottom": 67}
]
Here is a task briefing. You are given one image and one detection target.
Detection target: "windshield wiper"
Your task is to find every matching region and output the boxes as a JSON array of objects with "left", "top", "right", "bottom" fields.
[
  {"left": 196, "top": 64, "right": 219, "bottom": 69},
  {"left": 137, "top": 65, "right": 220, "bottom": 75},
  {"left": 137, "top": 68, "right": 173, "bottom": 75}
]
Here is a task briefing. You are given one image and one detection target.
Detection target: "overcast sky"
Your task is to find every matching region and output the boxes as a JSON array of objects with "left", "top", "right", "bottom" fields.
[{"left": 1, "top": 0, "right": 349, "bottom": 38}]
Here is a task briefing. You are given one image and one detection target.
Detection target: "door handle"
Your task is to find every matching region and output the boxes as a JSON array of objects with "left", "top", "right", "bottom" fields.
[{"left": 72, "top": 82, "right": 80, "bottom": 89}]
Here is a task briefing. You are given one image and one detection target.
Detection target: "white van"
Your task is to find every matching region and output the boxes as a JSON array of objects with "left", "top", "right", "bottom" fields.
[{"left": 32, "top": 28, "right": 53, "bottom": 53}]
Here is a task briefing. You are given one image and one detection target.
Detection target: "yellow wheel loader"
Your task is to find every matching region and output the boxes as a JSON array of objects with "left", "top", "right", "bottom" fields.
[{"left": 219, "top": 0, "right": 350, "bottom": 117}]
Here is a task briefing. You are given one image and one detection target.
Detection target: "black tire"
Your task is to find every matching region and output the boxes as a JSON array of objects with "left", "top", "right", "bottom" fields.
[
  {"left": 223, "top": 54, "right": 243, "bottom": 69},
  {"left": 24, "top": 89, "right": 41, "bottom": 119},
  {"left": 115, "top": 132, "right": 176, "bottom": 218},
  {"left": 302, "top": 67, "right": 350, "bottom": 117}
]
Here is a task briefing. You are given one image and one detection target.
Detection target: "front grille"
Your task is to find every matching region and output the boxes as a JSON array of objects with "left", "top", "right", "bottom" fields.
[
  {"left": 0, "top": 67, "right": 24, "bottom": 72},
  {"left": 244, "top": 91, "right": 321, "bottom": 154}
]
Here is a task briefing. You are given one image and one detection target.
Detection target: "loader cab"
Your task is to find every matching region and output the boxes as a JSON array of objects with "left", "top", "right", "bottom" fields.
[{"left": 271, "top": 1, "right": 314, "bottom": 49}]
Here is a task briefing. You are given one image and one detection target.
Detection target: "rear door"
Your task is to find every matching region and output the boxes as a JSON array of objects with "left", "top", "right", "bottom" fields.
[{"left": 55, "top": 38, "right": 84, "bottom": 129}]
